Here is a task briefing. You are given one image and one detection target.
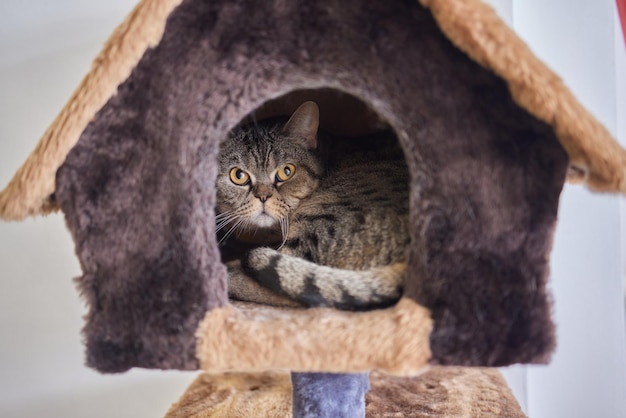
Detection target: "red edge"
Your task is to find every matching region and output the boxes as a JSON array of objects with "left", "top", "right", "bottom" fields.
[{"left": 618, "top": 0, "right": 626, "bottom": 46}]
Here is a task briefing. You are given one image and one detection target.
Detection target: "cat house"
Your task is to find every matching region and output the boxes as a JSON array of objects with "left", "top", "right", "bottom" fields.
[{"left": 1, "top": 0, "right": 625, "bottom": 415}]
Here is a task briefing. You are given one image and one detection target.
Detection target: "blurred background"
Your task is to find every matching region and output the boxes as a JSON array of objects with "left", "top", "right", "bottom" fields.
[{"left": 0, "top": 0, "right": 624, "bottom": 416}]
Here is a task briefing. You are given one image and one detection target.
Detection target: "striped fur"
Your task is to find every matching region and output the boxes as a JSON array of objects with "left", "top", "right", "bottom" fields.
[
  {"left": 218, "top": 102, "right": 409, "bottom": 310},
  {"left": 242, "top": 248, "right": 405, "bottom": 310}
]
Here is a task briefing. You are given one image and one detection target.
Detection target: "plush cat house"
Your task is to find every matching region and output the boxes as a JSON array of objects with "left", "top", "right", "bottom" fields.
[{"left": 2, "top": 0, "right": 625, "bottom": 415}]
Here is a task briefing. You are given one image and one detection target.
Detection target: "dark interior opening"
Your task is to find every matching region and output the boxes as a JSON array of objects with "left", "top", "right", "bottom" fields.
[
  {"left": 220, "top": 88, "right": 411, "bottom": 310},
  {"left": 253, "top": 88, "right": 391, "bottom": 138}
]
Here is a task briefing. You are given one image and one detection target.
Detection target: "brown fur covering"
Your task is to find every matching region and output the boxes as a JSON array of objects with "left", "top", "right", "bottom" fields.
[
  {"left": 165, "top": 368, "right": 526, "bottom": 417},
  {"left": 51, "top": 0, "right": 570, "bottom": 372},
  {"left": 1, "top": 0, "right": 623, "bottom": 221},
  {"left": 0, "top": 0, "right": 184, "bottom": 220},
  {"left": 420, "top": 0, "right": 626, "bottom": 192}
]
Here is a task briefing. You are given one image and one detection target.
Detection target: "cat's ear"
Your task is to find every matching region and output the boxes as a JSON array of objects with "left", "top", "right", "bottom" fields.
[{"left": 283, "top": 101, "right": 319, "bottom": 149}]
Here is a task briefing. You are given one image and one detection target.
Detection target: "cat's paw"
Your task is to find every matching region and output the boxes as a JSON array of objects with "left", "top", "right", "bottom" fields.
[
  {"left": 242, "top": 247, "right": 280, "bottom": 270},
  {"left": 227, "top": 257, "right": 301, "bottom": 308},
  {"left": 240, "top": 248, "right": 284, "bottom": 293}
]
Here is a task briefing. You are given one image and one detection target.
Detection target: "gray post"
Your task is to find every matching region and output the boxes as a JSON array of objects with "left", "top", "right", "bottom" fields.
[{"left": 291, "top": 372, "right": 370, "bottom": 418}]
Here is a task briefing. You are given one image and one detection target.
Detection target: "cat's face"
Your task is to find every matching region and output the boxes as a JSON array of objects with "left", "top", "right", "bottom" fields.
[{"left": 216, "top": 102, "right": 323, "bottom": 241}]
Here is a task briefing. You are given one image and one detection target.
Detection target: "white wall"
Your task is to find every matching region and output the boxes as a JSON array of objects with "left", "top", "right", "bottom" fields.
[
  {"left": 0, "top": 2, "right": 196, "bottom": 417},
  {"left": 493, "top": 0, "right": 626, "bottom": 416},
  {"left": 1, "top": 1, "right": 625, "bottom": 417}
]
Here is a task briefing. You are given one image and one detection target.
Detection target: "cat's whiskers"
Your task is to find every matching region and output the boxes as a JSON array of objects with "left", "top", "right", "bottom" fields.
[
  {"left": 277, "top": 216, "right": 289, "bottom": 250},
  {"left": 215, "top": 210, "right": 237, "bottom": 223},
  {"left": 215, "top": 211, "right": 240, "bottom": 234},
  {"left": 216, "top": 214, "right": 236, "bottom": 229},
  {"left": 250, "top": 223, "right": 261, "bottom": 239},
  {"left": 247, "top": 218, "right": 260, "bottom": 237},
  {"left": 218, "top": 216, "right": 248, "bottom": 244}
]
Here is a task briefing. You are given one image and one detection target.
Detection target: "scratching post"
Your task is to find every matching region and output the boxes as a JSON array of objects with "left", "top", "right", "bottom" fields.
[
  {"left": 291, "top": 373, "right": 369, "bottom": 418},
  {"left": 2, "top": 0, "right": 626, "bottom": 415}
]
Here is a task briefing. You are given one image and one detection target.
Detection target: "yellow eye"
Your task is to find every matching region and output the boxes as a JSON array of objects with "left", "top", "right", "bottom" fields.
[
  {"left": 229, "top": 168, "right": 250, "bottom": 185},
  {"left": 276, "top": 164, "right": 296, "bottom": 183}
]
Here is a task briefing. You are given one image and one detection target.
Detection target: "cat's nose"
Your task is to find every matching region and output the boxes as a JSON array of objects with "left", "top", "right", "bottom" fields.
[{"left": 253, "top": 184, "right": 273, "bottom": 202}]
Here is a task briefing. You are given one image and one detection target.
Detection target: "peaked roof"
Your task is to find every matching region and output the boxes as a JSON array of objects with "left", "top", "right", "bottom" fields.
[{"left": 1, "top": 0, "right": 624, "bottom": 221}]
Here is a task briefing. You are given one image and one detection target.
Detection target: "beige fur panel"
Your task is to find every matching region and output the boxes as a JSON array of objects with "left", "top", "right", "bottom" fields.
[
  {"left": 165, "top": 371, "right": 292, "bottom": 418},
  {"left": 366, "top": 368, "right": 526, "bottom": 417},
  {"left": 166, "top": 368, "right": 526, "bottom": 418},
  {"left": 419, "top": 0, "right": 626, "bottom": 194},
  {"left": 0, "top": 0, "right": 184, "bottom": 221},
  {"left": 195, "top": 298, "right": 432, "bottom": 375}
]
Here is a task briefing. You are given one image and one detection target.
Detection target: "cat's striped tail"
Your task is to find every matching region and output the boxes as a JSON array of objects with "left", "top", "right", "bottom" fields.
[{"left": 241, "top": 247, "right": 404, "bottom": 311}]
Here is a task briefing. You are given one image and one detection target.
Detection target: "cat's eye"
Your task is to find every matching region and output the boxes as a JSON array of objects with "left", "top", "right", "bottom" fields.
[
  {"left": 276, "top": 164, "right": 296, "bottom": 183},
  {"left": 229, "top": 168, "right": 250, "bottom": 186}
]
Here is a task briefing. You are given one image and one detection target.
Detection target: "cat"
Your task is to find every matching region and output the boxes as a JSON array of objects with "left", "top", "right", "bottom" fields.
[{"left": 216, "top": 101, "right": 410, "bottom": 311}]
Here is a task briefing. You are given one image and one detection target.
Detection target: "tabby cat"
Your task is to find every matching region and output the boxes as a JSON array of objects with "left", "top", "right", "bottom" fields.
[{"left": 216, "top": 101, "right": 410, "bottom": 310}]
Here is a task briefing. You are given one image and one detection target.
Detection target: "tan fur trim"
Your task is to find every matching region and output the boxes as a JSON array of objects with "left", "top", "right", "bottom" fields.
[
  {"left": 419, "top": 0, "right": 626, "bottom": 194},
  {"left": 195, "top": 298, "right": 432, "bottom": 374},
  {"left": 367, "top": 368, "right": 526, "bottom": 417},
  {"left": 165, "top": 371, "right": 292, "bottom": 418},
  {"left": 0, "top": 0, "right": 184, "bottom": 220},
  {"left": 165, "top": 368, "right": 525, "bottom": 418}
]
